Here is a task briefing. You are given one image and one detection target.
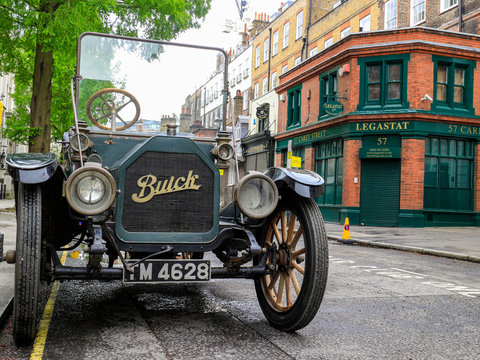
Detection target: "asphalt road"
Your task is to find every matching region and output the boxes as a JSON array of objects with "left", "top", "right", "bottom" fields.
[{"left": 1, "top": 242, "right": 479, "bottom": 359}]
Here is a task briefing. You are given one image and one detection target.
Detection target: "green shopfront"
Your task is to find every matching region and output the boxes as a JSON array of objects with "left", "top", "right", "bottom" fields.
[{"left": 276, "top": 120, "right": 480, "bottom": 227}]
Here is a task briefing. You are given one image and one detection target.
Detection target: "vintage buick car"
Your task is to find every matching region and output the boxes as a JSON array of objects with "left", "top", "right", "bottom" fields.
[{"left": 7, "top": 33, "right": 328, "bottom": 344}]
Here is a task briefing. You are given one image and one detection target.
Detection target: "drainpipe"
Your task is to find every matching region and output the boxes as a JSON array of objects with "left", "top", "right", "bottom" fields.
[
  {"left": 267, "top": 27, "right": 272, "bottom": 92},
  {"left": 458, "top": 0, "right": 463, "bottom": 32},
  {"left": 304, "top": 0, "right": 313, "bottom": 60}
]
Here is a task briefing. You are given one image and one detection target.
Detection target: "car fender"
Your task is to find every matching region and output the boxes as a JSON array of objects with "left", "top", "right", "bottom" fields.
[
  {"left": 6, "top": 153, "right": 65, "bottom": 184},
  {"left": 264, "top": 167, "right": 324, "bottom": 199}
]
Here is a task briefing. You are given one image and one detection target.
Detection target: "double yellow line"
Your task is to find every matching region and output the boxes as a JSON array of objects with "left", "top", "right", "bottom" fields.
[{"left": 30, "top": 251, "right": 67, "bottom": 360}]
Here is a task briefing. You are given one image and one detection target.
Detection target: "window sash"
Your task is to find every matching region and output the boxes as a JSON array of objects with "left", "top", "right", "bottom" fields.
[
  {"left": 283, "top": 22, "right": 290, "bottom": 48},
  {"left": 255, "top": 46, "right": 260, "bottom": 68},
  {"left": 273, "top": 31, "right": 279, "bottom": 55},
  {"left": 287, "top": 87, "right": 301, "bottom": 127},
  {"left": 411, "top": 0, "right": 426, "bottom": 25},
  {"left": 441, "top": 0, "right": 458, "bottom": 12},
  {"left": 315, "top": 139, "right": 344, "bottom": 205},
  {"left": 385, "top": 0, "right": 397, "bottom": 29},
  {"left": 263, "top": 38, "right": 270, "bottom": 63},
  {"left": 296, "top": 11, "right": 303, "bottom": 39}
]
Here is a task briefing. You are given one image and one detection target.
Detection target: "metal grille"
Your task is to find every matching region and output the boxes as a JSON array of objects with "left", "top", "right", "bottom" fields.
[{"left": 122, "top": 151, "right": 214, "bottom": 233}]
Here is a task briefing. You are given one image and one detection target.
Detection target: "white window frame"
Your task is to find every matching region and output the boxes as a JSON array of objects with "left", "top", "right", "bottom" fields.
[
  {"left": 254, "top": 83, "right": 259, "bottom": 99},
  {"left": 282, "top": 64, "right": 288, "bottom": 74},
  {"left": 273, "top": 30, "right": 279, "bottom": 56},
  {"left": 243, "top": 90, "right": 249, "bottom": 110},
  {"left": 244, "top": 58, "right": 249, "bottom": 78},
  {"left": 295, "top": 56, "right": 301, "bottom": 66},
  {"left": 360, "top": 15, "right": 371, "bottom": 32},
  {"left": 255, "top": 45, "right": 260, "bottom": 68},
  {"left": 283, "top": 22, "right": 289, "bottom": 49},
  {"left": 410, "top": 0, "right": 426, "bottom": 26},
  {"left": 324, "top": 37, "right": 333, "bottom": 48},
  {"left": 263, "top": 38, "right": 270, "bottom": 63},
  {"left": 309, "top": 47, "right": 318, "bottom": 57},
  {"left": 340, "top": 27, "right": 351, "bottom": 39},
  {"left": 272, "top": 72, "right": 278, "bottom": 89},
  {"left": 385, "top": 0, "right": 397, "bottom": 29},
  {"left": 262, "top": 77, "right": 268, "bottom": 95},
  {"left": 440, "top": 0, "right": 458, "bottom": 12},
  {"left": 296, "top": 11, "right": 303, "bottom": 40}
]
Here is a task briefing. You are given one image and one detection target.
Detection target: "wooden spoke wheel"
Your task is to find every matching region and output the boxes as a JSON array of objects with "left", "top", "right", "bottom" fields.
[
  {"left": 254, "top": 193, "right": 328, "bottom": 332},
  {"left": 86, "top": 88, "right": 140, "bottom": 131}
]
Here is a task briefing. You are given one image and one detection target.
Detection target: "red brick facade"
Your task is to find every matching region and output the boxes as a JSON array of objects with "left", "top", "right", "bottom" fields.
[
  {"left": 400, "top": 139, "right": 425, "bottom": 210},
  {"left": 342, "top": 140, "right": 362, "bottom": 207}
]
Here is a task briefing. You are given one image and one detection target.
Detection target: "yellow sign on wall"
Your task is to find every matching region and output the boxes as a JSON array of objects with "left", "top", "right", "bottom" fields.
[{"left": 0, "top": 101, "right": 3, "bottom": 127}]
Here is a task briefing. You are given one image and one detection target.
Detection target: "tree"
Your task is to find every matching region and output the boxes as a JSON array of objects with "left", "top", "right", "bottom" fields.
[{"left": 0, "top": 0, "right": 212, "bottom": 152}]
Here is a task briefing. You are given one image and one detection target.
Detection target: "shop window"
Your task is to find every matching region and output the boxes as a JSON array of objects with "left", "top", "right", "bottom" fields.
[
  {"left": 319, "top": 69, "right": 338, "bottom": 118},
  {"left": 424, "top": 136, "right": 474, "bottom": 211},
  {"left": 287, "top": 84, "right": 302, "bottom": 129},
  {"left": 315, "top": 139, "right": 343, "bottom": 205},
  {"left": 357, "top": 54, "right": 410, "bottom": 111},
  {"left": 432, "top": 56, "right": 475, "bottom": 116}
]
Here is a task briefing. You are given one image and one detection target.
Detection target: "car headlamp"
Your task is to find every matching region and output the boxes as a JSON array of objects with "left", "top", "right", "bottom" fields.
[
  {"left": 211, "top": 143, "right": 234, "bottom": 161},
  {"left": 234, "top": 173, "right": 279, "bottom": 219},
  {"left": 66, "top": 162, "right": 116, "bottom": 215}
]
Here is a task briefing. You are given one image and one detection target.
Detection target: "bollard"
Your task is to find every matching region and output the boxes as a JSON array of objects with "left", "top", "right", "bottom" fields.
[{"left": 0, "top": 233, "right": 3, "bottom": 261}]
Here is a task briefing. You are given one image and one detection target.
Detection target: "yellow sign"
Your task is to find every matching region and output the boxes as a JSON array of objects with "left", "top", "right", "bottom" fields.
[
  {"left": 132, "top": 170, "right": 201, "bottom": 203},
  {"left": 0, "top": 101, "right": 3, "bottom": 128},
  {"left": 291, "top": 155, "right": 302, "bottom": 168},
  {"left": 219, "top": 169, "right": 224, "bottom": 175}
]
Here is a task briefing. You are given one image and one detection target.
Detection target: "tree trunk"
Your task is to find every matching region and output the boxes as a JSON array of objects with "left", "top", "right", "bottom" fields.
[{"left": 29, "top": 42, "right": 53, "bottom": 153}]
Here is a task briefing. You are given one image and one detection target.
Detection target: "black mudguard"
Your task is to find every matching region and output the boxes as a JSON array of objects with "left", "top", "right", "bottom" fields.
[
  {"left": 6, "top": 153, "right": 65, "bottom": 184},
  {"left": 264, "top": 167, "right": 324, "bottom": 198}
]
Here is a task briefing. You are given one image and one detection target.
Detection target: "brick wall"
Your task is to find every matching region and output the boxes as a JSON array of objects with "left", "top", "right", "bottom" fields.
[
  {"left": 400, "top": 138, "right": 425, "bottom": 210},
  {"left": 342, "top": 139, "right": 362, "bottom": 207},
  {"left": 275, "top": 152, "right": 283, "bottom": 168},
  {"left": 304, "top": 147, "right": 314, "bottom": 169}
]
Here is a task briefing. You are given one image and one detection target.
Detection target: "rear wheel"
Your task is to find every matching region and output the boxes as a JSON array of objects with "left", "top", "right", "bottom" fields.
[
  {"left": 254, "top": 193, "right": 328, "bottom": 331},
  {"left": 13, "top": 183, "right": 42, "bottom": 344}
]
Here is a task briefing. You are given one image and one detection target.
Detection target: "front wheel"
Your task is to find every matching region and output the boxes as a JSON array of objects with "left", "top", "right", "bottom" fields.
[
  {"left": 13, "top": 183, "right": 42, "bottom": 344},
  {"left": 254, "top": 193, "right": 328, "bottom": 331}
]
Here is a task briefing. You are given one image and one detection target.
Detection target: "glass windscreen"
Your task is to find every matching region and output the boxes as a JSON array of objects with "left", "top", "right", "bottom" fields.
[{"left": 77, "top": 33, "right": 226, "bottom": 135}]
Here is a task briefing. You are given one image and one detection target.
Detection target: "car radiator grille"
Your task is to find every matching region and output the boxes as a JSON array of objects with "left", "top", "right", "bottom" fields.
[{"left": 122, "top": 151, "right": 214, "bottom": 233}]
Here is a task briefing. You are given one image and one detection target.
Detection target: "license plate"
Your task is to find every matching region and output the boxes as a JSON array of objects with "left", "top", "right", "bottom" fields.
[{"left": 123, "top": 259, "right": 211, "bottom": 283}]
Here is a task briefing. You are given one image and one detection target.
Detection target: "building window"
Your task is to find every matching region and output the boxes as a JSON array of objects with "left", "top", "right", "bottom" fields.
[
  {"left": 432, "top": 56, "right": 475, "bottom": 115},
  {"left": 295, "top": 56, "right": 301, "bottom": 66},
  {"left": 262, "top": 77, "right": 268, "bottom": 95},
  {"left": 309, "top": 47, "right": 318, "bottom": 57},
  {"left": 272, "top": 72, "right": 278, "bottom": 89},
  {"left": 254, "top": 83, "right": 259, "bottom": 99},
  {"left": 287, "top": 84, "right": 301, "bottom": 128},
  {"left": 385, "top": 0, "right": 397, "bottom": 29},
  {"left": 441, "top": 0, "right": 458, "bottom": 12},
  {"left": 340, "top": 27, "right": 351, "bottom": 39},
  {"left": 324, "top": 37, "right": 333, "bottom": 48},
  {"left": 360, "top": 15, "right": 371, "bottom": 32},
  {"left": 282, "top": 64, "right": 288, "bottom": 74},
  {"left": 273, "top": 30, "right": 279, "bottom": 56},
  {"left": 315, "top": 139, "right": 343, "bottom": 205},
  {"left": 411, "top": 0, "right": 426, "bottom": 26},
  {"left": 244, "top": 58, "right": 249, "bottom": 78},
  {"left": 243, "top": 89, "right": 249, "bottom": 110},
  {"left": 283, "top": 22, "right": 289, "bottom": 49},
  {"left": 357, "top": 54, "right": 410, "bottom": 111},
  {"left": 263, "top": 38, "right": 270, "bottom": 63},
  {"left": 319, "top": 70, "right": 338, "bottom": 118},
  {"left": 296, "top": 11, "right": 303, "bottom": 40},
  {"left": 424, "top": 137, "right": 473, "bottom": 211},
  {"left": 255, "top": 46, "right": 260, "bottom": 68}
]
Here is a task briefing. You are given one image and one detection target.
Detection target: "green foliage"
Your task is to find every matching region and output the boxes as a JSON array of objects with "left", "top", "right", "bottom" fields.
[{"left": 0, "top": 0, "right": 212, "bottom": 148}]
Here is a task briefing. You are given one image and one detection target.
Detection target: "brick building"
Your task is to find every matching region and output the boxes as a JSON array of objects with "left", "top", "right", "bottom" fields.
[{"left": 275, "top": 27, "right": 480, "bottom": 227}]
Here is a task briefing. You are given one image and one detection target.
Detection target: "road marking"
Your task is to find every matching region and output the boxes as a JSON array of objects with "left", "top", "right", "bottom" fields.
[
  {"left": 30, "top": 251, "right": 67, "bottom": 360},
  {"left": 330, "top": 255, "right": 479, "bottom": 298}
]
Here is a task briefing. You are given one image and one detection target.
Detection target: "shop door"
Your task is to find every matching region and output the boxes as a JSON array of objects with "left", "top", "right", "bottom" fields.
[{"left": 360, "top": 159, "right": 400, "bottom": 226}]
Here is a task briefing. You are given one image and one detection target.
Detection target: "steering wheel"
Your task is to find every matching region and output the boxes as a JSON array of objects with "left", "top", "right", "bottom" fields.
[{"left": 86, "top": 88, "right": 140, "bottom": 131}]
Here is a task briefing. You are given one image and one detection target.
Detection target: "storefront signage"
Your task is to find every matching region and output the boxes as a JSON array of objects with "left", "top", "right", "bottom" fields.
[
  {"left": 359, "top": 135, "right": 401, "bottom": 159},
  {"left": 244, "top": 143, "right": 267, "bottom": 155},
  {"left": 448, "top": 124, "right": 480, "bottom": 135},
  {"left": 256, "top": 103, "right": 270, "bottom": 120},
  {"left": 292, "top": 129, "right": 327, "bottom": 146},
  {"left": 323, "top": 101, "right": 344, "bottom": 115},
  {"left": 354, "top": 121, "right": 410, "bottom": 132}
]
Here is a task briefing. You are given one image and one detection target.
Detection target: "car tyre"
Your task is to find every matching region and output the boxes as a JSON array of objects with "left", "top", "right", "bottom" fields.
[
  {"left": 254, "top": 192, "right": 328, "bottom": 331},
  {"left": 13, "top": 183, "right": 42, "bottom": 344}
]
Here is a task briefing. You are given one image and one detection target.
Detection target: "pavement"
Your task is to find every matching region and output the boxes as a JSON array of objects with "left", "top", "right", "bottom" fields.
[{"left": 0, "top": 197, "right": 479, "bottom": 327}]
